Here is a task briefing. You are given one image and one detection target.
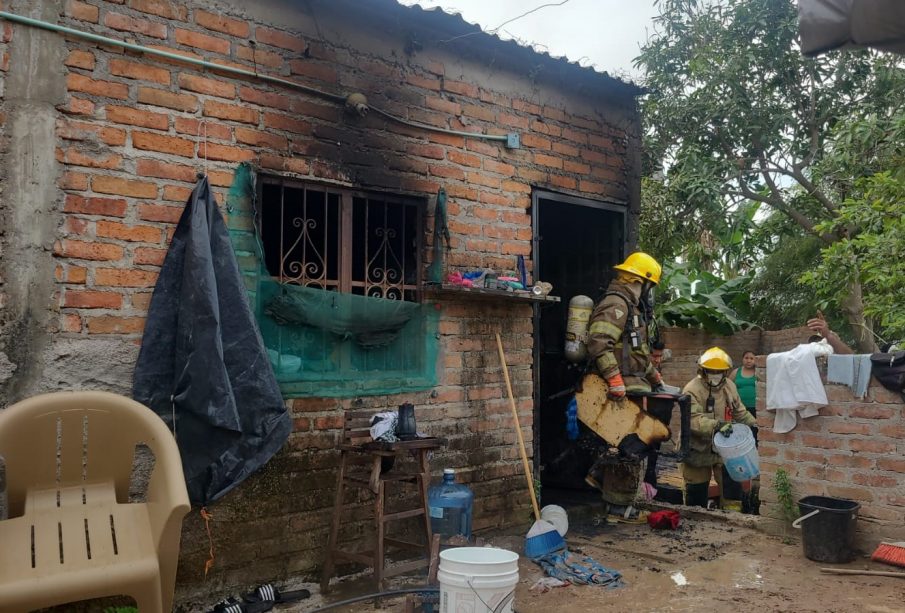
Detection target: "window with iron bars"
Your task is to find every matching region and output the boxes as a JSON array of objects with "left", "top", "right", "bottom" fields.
[{"left": 258, "top": 177, "right": 423, "bottom": 300}]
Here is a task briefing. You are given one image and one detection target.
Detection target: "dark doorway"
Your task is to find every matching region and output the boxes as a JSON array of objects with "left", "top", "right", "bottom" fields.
[{"left": 532, "top": 190, "right": 626, "bottom": 490}]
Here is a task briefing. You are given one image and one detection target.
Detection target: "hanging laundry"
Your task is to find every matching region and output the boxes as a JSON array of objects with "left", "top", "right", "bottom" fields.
[
  {"left": 827, "top": 354, "right": 873, "bottom": 398},
  {"left": 765, "top": 340, "right": 832, "bottom": 433}
]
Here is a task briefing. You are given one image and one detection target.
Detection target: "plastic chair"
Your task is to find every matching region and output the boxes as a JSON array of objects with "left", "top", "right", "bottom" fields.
[{"left": 0, "top": 391, "right": 190, "bottom": 612}]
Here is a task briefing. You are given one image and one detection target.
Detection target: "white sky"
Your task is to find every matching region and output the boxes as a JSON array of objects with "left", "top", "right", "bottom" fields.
[{"left": 396, "top": 0, "right": 660, "bottom": 80}]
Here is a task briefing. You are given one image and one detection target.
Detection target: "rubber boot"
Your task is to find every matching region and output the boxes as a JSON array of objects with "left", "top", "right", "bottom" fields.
[{"left": 684, "top": 482, "right": 709, "bottom": 508}]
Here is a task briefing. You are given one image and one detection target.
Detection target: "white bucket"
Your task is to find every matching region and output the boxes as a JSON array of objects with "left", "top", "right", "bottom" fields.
[
  {"left": 438, "top": 547, "right": 519, "bottom": 613},
  {"left": 540, "top": 504, "right": 569, "bottom": 537},
  {"left": 712, "top": 423, "right": 760, "bottom": 482}
]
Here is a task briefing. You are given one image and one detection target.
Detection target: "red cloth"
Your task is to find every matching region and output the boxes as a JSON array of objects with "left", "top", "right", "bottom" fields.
[{"left": 647, "top": 509, "right": 681, "bottom": 530}]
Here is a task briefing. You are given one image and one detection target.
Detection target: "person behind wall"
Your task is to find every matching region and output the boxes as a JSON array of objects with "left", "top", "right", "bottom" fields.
[
  {"left": 730, "top": 350, "right": 759, "bottom": 513},
  {"left": 806, "top": 313, "right": 854, "bottom": 354},
  {"left": 650, "top": 340, "right": 666, "bottom": 373},
  {"left": 584, "top": 252, "right": 663, "bottom": 517},
  {"left": 682, "top": 347, "right": 757, "bottom": 510}
]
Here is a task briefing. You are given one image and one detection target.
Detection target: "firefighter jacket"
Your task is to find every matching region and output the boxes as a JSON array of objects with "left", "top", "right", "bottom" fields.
[
  {"left": 587, "top": 280, "right": 658, "bottom": 392},
  {"left": 682, "top": 375, "right": 757, "bottom": 467}
]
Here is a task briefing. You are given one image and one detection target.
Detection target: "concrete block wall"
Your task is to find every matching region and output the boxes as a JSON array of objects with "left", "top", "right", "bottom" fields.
[{"left": 0, "top": 0, "right": 640, "bottom": 603}]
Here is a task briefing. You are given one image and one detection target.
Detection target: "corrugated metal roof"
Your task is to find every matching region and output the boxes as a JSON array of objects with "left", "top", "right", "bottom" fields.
[{"left": 354, "top": 0, "right": 644, "bottom": 98}]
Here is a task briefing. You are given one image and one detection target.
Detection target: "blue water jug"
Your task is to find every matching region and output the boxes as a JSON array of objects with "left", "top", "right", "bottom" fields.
[{"left": 428, "top": 469, "right": 473, "bottom": 538}]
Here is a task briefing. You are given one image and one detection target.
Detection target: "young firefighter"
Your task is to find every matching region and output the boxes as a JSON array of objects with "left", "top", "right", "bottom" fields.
[
  {"left": 584, "top": 252, "right": 664, "bottom": 517},
  {"left": 681, "top": 347, "right": 757, "bottom": 509}
]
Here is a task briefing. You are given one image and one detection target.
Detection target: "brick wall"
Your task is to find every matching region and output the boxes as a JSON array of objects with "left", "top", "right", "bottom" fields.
[
  {"left": 756, "top": 358, "right": 905, "bottom": 544},
  {"left": 0, "top": 0, "right": 640, "bottom": 603}
]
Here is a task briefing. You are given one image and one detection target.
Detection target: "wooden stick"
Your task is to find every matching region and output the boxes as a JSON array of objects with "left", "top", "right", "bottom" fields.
[
  {"left": 820, "top": 567, "right": 905, "bottom": 578},
  {"left": 496, "top": 332, "right": 541, "bottom": 521}
]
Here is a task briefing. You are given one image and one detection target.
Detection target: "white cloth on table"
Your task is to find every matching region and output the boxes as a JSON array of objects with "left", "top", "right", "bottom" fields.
[{"left": 766, "top": 340, "right": 833, "bottom": 433}]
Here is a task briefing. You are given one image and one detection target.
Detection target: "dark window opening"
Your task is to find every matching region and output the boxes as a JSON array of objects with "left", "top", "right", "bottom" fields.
[{"left": 259, "top": 178, "right": 423, "bottom": 301}]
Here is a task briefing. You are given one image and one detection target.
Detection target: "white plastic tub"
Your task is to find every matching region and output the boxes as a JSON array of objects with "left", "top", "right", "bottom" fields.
[{"left": 713, "top": 423, "right": 760, "bottom": 481}]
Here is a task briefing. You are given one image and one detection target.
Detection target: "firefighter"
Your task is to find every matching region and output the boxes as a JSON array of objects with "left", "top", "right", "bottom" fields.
[
  {"left": 584, "top": 252, "right": 663, "bottom": 517},
  {"left": 681, "top": 347, "right": 757, "bottom": 509}
]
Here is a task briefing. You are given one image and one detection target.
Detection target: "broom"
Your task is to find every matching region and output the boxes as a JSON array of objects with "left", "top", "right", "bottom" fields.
[
  {"left": 872, "top": 542, "right": 905, "bottom": 568},
  {"left": 495, "top": 333, "right": 565, "bottom": 559}
]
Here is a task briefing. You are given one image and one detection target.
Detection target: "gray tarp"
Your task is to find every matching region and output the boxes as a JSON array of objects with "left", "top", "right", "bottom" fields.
[{"left": 799, "top": 0, "right": 905, "bottom": 56}]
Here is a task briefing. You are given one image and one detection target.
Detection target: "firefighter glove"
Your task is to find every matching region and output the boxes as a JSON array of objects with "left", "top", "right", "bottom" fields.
[
  {"left": 606, "top": 373, "right": 626, "bottom": 399},
  {"left": 718, "top": 422, "right": 734, "bottom": 437}
]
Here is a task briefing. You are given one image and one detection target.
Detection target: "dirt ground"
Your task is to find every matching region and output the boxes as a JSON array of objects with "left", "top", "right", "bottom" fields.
[{"left": 281, "top": 513, "right": 905, "bottom": 613}]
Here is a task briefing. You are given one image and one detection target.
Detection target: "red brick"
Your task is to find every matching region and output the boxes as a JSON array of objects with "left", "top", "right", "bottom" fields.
[
  {"left": 203, "top": 100, "right": 258, "bottom": 124},
  {"left": 314, "top": 415, "right": 344, "bottom": 430},
  {"left": 824, "top": 454, "right": 874, "bottom": 469},
  {"left": 54, "top": 239, "right": 124, "bottom": 261},
  {"left": 64, "top": 290, "right": 123, "bottom": 309},
  {"left": 291, "top": 398, "right": 340, "bottom": 412},
  {"left": 96, "top": 220, "right": 162, "bottom": 243},
  {"left": 131, "top": 293, "right": 153, "bottom": 310},
  {"left": 60, "top": 171, "right": 90, "bottom": 190},
  {"left": 235, "top": 127, "right": 288, "bottom": 150},
  {"left": 197, "top": 143, "right": 255, "bottom": 163},
  {"left": 444, "top": 80, "right": 478, "bottom": 98},
  {"left": 256, "top": 26, "right": 306, "bottom": 52},
  {"left": 129, "top": 0, "right": 187, "bottom": 19},
  {"left": 877, "top": 458, "right": 905, "bottom": 473},
  {"left": 484, "top": 159, "right": 515, "bottom": 175},
  {"left": 425, "top": 96, "right": 461, "bottom": 115},
  {"left": 87, "top": 316, "right": 146, "bottom": 334},
  {"left": 550, "top": 174, "right": 578, "bottom": 190},
  {"left": 174, "top": 117, "right": 232, "bottom": 140},
  {"left": 848, "top": 439, "right": 897, "bottom": 453},
  {"left": 501, "top": 180, "right": 531, "bottom": 194},
  {"left": 64, "top": 194, "right": 127, "bottom": 217},
  {"left": 262, "top": 112, "right": 310, "bottom": 134},
  {"left": 137, "top": 86, "right": 198, "bottom": 112},
  {"left": 61, "top": 265, "right": 88, "bottom": 284},
  {"left": 195, "top": 9, "right": 249, "bottom": 36},
  {"left": 91, "top": 175, "right": 158, "bottom": 199},
  {"left": 429, "top": 164, "right": 466, "bottom": 180},
  {"left": 67, "top": 74, "right": 129, "bottom": 100},
  {"left": 174, "top": 28, "right": 229, "bottom": 54},
  {"left": 207, "top": 169, "right": 234, "bottom": 187},
  {"left": 288, "top": 60, "right": 338, "bottom": 84},
  {"left": 95, "top": 268, "right": 158, "bottom": 287},
  {"left": 878, "top": 424, "right": 905, "bottom": 438},
  {"left": 109, "top": 58, "right": 170, "bottom": 85},
  {"left": 462, "top": 104, "right": 495, "bottom": 122},
  {"left": 534, "top": 153, "right": 563, "bottom": 169},
  {"left": 178, "top": 73, "right": 235, "bottom": 98},
  {"left": 67, "top": 0, "right": 99, "bottom": 23},
  {"left": 235, "top": 45, "right": 284, "bottom": 68},
  {"left": 848, "top": 405, "right": 896, "bottom": 419},
  {"left": 104, "top": 105, "right": 167, "bottom": 130},
  {"left": 138, "top": 203, "right": 184, "bottom": 223},
  {"left": 58, "top": 120, "right": 127, "bottom": 146},
  {"left": 564, "top": 160, "right": 591, "bottom": 174},
  {"left": 64, "top": 49, "right": 96, "bottom": 70},
  {"left": 501, "top": 241, "right": 531, "bottom": 256},
  {"left": 144, "top": 44, "right": 203, "bottom": 66},
  {"left": 132, "top": 131, "right": 195, "bottom": 157},
  {"left": 405, "top": 72, "right": 441, "bottom": 91},
  {"left": 134, "top": 246, "right": 167, "bottom": 266},
  {"left": 852, "top": 473, "right": 900, "bottom": 488},
  {"left": 258, "top": 155, "right": 309, "bottom": 175},
  {"left": 105, "top": 12, "right": 167, "bottom": 39},
  {"left": 60, "top": 148, "right": 122, "bottom": 170},
  {"left": 59, "top": 97, "right": 96, "bottom": 116},
  {"left": 62, "top": 314, "right": 83, "bottom": 333},
  {"left": 238, "top": 87, "right": 291, "bottom": 111},
  {"left": 579, "top": 179, "right": 606, "bottom": 194},
  {"left": 136, "top": 159, "right": 197, "bottom": 182},
  {"left": 827, "top": 422, "right": 873, "bottom": 435},
  {"left": 445, "top": 150, "right": 479, "bottom": 167},
  {"left": 65, "top": 217, "right": 90, "bottom": 236},
  {"left": 290, "top": 100, "right": 340, "bottom": 122},
  {"left": 162, "top": 185, "right": 193, "bottom": 202},
  {"left": 553, "top": 141, "right": 580, "bottom": 157}
]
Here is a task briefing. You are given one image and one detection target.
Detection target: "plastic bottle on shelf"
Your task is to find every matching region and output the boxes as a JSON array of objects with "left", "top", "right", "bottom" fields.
[{"left": 428, "top": 469, "right": 474, "bottom": 538}]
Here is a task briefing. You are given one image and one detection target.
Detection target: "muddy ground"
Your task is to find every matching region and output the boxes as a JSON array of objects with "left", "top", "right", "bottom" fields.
[{"left": 274, "top": 513, "right": 905, "bottom": 613}]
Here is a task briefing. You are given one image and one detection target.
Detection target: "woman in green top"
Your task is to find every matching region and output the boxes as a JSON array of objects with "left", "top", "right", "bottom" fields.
[
  {"left": 731, "top": 350, "right": 759, "bottom": 514},
  {"left": 732, "top": 351, "right": 757, "bottom": 415}
]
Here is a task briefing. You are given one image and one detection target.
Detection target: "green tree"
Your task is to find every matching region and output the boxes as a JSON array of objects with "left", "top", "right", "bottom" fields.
[{"left": 636, "top": 0, "right": 898, "bottom": 351}]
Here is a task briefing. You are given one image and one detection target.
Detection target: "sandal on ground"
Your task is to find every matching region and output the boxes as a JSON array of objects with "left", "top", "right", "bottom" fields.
[
  {"left": 208, "top": 596, "right": 274, "bottom": 613},
  {"left": 244, "top": 583, "right": 312, "bottom": 604}
]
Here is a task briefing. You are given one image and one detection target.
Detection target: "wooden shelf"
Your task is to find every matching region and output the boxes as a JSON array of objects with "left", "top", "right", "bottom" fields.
[{"left": 423, "top": 283, "right": 561, "bottom": 303}]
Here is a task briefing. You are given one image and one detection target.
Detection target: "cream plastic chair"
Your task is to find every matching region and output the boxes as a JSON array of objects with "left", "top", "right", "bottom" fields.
[{"left": 0, "top": 391, "right": 190, "bottom": 612}]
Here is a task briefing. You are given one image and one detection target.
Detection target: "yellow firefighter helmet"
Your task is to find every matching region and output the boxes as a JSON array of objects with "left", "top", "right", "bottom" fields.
[
  {"left": 698, "top": 347, "right": 733, "bottom": 371},
  {"left": 613, "top": 252, "right": 662, "bottom": 285}
]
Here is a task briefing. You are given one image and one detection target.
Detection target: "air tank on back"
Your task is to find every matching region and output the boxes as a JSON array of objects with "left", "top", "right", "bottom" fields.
[{"left": 564, "top": 295, "right": 594, "bottom": 363}]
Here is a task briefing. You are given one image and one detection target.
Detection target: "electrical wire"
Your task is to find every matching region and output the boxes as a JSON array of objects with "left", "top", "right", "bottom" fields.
[{"left": 439, "top": 0, "right": 573, "bottom": 44}]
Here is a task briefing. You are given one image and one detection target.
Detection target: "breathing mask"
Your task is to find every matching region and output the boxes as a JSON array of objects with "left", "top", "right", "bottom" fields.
[{"left": 705, "top": 369, "right": 727, "bottom": 388}]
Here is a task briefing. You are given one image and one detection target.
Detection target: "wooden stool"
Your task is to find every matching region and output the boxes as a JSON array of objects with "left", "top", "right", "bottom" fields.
[{"left": 320, "top": 410, "right": 443, "bottom": 593}]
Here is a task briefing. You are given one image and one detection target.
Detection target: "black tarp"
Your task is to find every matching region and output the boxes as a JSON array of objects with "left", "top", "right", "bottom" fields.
[{"left": 133, "top": 175, "right": 290, "bottom": 506}]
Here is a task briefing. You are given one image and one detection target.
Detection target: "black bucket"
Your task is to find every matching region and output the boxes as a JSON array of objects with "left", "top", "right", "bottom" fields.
[{"left": 794, "top": 496, "right": 860, "bottom": 563}]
